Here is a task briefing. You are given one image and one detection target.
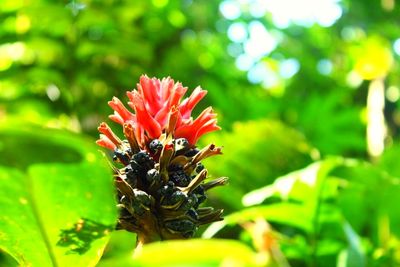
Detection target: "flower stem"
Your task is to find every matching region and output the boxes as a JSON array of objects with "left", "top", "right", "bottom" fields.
[{"left": 134, "top": 231, "right": 162, "bottom": 256}]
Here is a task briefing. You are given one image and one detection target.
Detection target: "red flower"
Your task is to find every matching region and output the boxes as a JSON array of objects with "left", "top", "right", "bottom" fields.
[{"left": 97, "top": 75, "right": 220, "bottom": 149}]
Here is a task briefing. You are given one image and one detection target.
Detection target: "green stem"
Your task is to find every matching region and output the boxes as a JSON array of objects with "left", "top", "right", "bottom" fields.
[
  {"left": 134, "top": 214, "right": 163, "bottom": 254},
  {"left": 134, "top": 231, "right": 162, "bottom": 256}
]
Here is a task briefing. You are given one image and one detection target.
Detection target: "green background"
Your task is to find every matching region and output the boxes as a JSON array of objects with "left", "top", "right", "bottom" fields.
[{"left": 1, "top": 0, "right": 400, "bottom": 266}]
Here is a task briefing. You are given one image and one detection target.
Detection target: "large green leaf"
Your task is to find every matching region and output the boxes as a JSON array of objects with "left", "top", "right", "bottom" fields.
[
  {"left": 203, "top": 203, "right": 313, "bottom": 239},
  {"left": 98, "top": 231, "right": 137, "bottom": 263},
  {"left": 0, "top": 125, "right": 117, "bottom": 267},
  {"left": 203, "top": 159, "right": 342, "bottom": 239},
  {"left": 241, "top": 159, "right": 342, "bottom": 207}
]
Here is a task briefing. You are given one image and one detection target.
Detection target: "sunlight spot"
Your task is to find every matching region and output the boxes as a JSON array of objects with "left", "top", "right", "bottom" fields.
[
  {"left": 310, "top": 148, "right": 321, "bottom": 160},
  {"left": 19, "top": 197, "right": 28, "bottom": 205},
  {"left": 248, "top": 62, "right": 268, "bottom": 84},
  {"left": 386, "top": 86, "right": 400, "bottom": 102},
  {"left": 317, "top": 59, "right": 333, "bottom": 75},
  {"left": 76, "top": 219, "right": 85, "bottom": 231},
  {"left": 46, "top": 84, "right": 61, "bottom": 101},
  {"left": 248, "top": 0, "right": 342, "bottom": 28},
  {"left": 16, "top": 14, "right": 31, "bottom": 34},
  {"left": 315, "top": 3, "right": 342, "bottom": 27},
  {"left": 242, "top": 187, "right": 274, "bottom": 206},
  {"left": 219, "top": 0, "right": 241, "bottom": 20},
  {"left": 0, "top": 42, "right": 27, "bottom": 71},
  {"left": 272, "top": 16, "right": 291, "bottom": 29},
  {"left": 222, "top": 0, "right": 342, "bottom": 84},
  {"left": 341, "top": 26, "right": 365, "bottom": 42},
  {"left": 274, "top": 176, "right": 295, "bottom": 200},
  {"left": 227, "top": 22, "right": 247, "bottom": 43},
  {"left": 6, "top": 42, "right": 26, "bottom": 61},
  {"left": 346, "top": 71, "right": 363, "bottom": 88},
  {"left": 248, "top": 0, "right": 267, "bottom": 18},
  {"left": 393, "top": 38, "right": 400, "bottom": 56},
  {"left": 152, "top": 0, "right": 169, "bottom": 8},
  {"left": 235, "top": 54, "right": 254, "bottom": 71},
  {"left": 0, "top": 56, "right": 12, "bottom": 71},
  {"left": 244, "top": 21, "right": 277, "bottom": 59},
  {"left": 382, "top": 0, "right": 395, "bottom": 11},
  {"left": 299, "top": 163, "right": 319, "bottom": 186},
  {"left": 354, "top": 39, "right": 393, "bottom": 80},
  {"left": 2, "top": 0, "right": 24, "bottom": 12},
  {"left": 97, "top": 248, "right": 104, "bottom": 257},
  {"left": 168, "top": 10, "right": 186, "bottom": 28},
  {"left": 86, "top": 152, "right": 96, "bottom": 162},
  {"left": 20, "top": 48, "right": 35, "bottom": 65},
  {"left": 261, "top": 69, "right": 280, "bottom": 88},
  {"left": 227, "top": 43, "right": 243, "bottom": 57},
  {"left": 279, "top": 58, "right": 300, "bottom": 79}
]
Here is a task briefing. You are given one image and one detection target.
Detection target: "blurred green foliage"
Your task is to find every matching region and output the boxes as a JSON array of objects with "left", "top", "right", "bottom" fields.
[
  {"left": 201, "top": 119, "right": 313, "bottom": 211},
  {"left": 2, "top": 0, "right": 400, "bottom": 266}
]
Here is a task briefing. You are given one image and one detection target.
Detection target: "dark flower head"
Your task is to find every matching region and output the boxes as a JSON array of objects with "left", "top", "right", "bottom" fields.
[{"left": 96, "top": 75, "right": 227, "bottom": 243}]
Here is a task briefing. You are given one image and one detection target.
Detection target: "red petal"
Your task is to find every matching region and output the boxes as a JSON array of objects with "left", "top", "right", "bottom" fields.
[
  {"left": 123, "top": 123, "right": 140, "bottom": 152},
  {"left": 155, "top": 85, "right": 189, "bottom": 127},
  {"left": 192, "top": 120, "right": 221, "bottom": 144},
  {"left": 153, "top": 79, "right": 185, "bottom": 125},
  {"left": 160, "top": 77, "right": 175, "bottom": 102},
  {"left": 166, "top": 106, "right": 180, "bottom": 135},
  {"left": 96, "top": 134, "right": 117, "bottom": 150},
  {"left": 127, "top": 90, "right": 162, "bottom": 139},
  {"left": 138, "top": 75, "right": 162, "bottom": 115},
  {"left": 179, "top": 86, "right": 207, "bottom": 119},
  {"left": 169, "top": 82, "right": 187, "bottom": 108},
  {"left": 98, "top": 122, "right": 122, "bottom": 146},
  {"left": 154, "top": 102, "right": 171, "bottom": 128},
  {"left": 175, "top": 107, "right": 220, "bottom": 144},
  {"left": 109, "top": 112, "right": 124, "bottom": 125},
  {"left": 190, "top": 107, "right": 217, "bottom": 129},
  {"left": 108, "top": 97, "right": 135, "bottom": 123}
]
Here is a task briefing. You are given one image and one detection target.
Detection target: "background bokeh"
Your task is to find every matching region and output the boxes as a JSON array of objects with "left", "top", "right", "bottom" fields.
[{"left": 2, "top": 0, "right": 400, "bottom": 266}]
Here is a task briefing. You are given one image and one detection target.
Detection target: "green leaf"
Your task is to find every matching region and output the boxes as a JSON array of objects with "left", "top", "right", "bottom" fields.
[
  {"left": 98, "top": 230, "right": 137, "bottom": 263},
  {"left": 99, "top": 239, "right": 263, "bottom": 267},
  {"left": 203, "top": 203, "right": 313, "bottom": 238},
  {"left": 0, "top": 125, "right": 118, "bottom": 267},
  {"left": 242, "top": 158, "right": 343, "bottom": 206},
  {"left": 205, "top": 159, "right": 345, "bottom": 237}
]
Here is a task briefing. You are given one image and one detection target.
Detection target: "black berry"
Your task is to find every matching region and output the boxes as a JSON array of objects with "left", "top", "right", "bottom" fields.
[{"left": 149, "top": 139, "right": 163, "bottom": 154}]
